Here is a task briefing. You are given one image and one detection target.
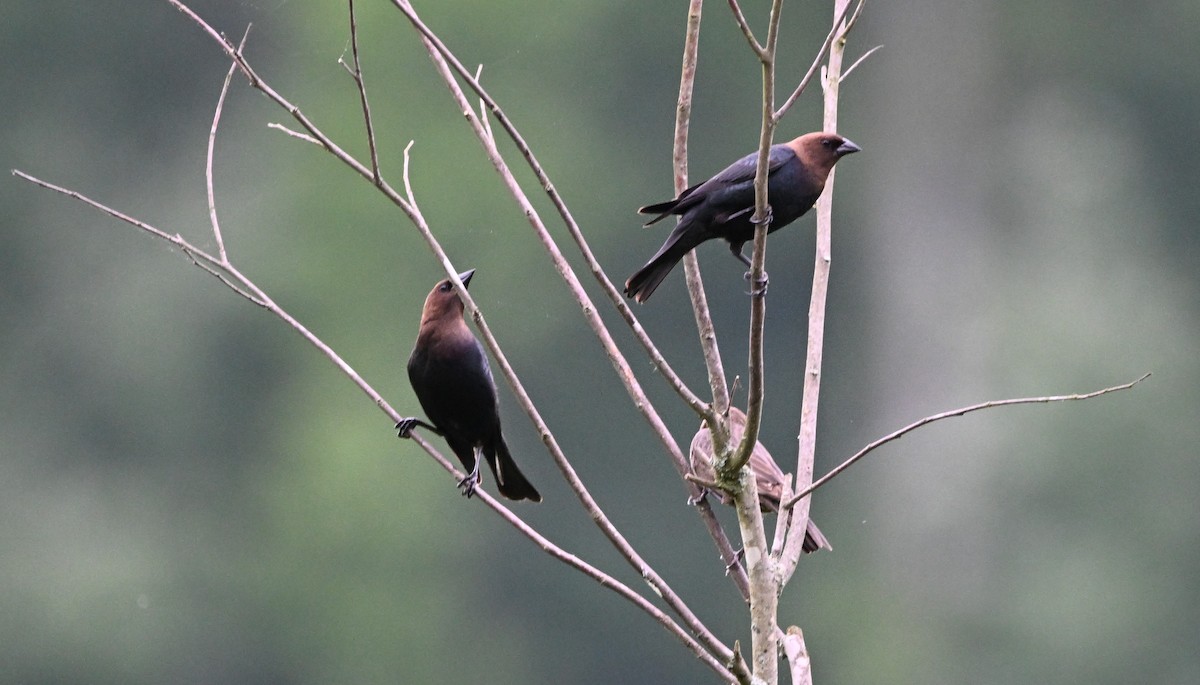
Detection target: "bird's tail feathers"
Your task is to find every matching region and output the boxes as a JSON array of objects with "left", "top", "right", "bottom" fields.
[
  {"left": 801, "top": 519, "right": 832, "bottom": 553},
  {"left": 624, "top": 222, "right": 705, "bottom": 303},
  {"left": 638, "top": 199, "right": 678, "bottom": 223},
  {"left": 490, "top": 440, "right": 542, "bottom": 503}
]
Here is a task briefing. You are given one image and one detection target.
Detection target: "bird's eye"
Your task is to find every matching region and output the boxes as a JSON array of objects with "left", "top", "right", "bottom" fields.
[
  {"left": 439, "top": 282, "right": 452, "bottom": 292},
  {"left": 822, "top": 138, "right": 835, "bottom": 148}
]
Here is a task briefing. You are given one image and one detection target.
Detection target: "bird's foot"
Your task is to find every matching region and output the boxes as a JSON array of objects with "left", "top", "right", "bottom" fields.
[
  {"left": 725, "top": 547, "right": 746, "bottom": 575},
  {"left": 457, "top": 472, "right": 481, "bottom": 498},
  {"left": 743, "top": 270, "right": 769, "bottom": 297},
  {"left": 396, "top": 417, "right": 441, "bottom": 438},
  {"left": 750, "top": 205, "right": 774, "bottom": 227},
  {"left": 687, "top": 488, "right": 710, "bottom": 507},
  {"left": 457, "top": 457, "right": 483, "bottom": 498},
  {"left": 395, "top": 418, "right": 417, "bottom": 438}
]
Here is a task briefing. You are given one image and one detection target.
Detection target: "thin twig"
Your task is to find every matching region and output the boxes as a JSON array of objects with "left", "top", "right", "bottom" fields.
[
  {"left": 267, "top": 123, "right": 321, "bottom": 145},
  {"left": 784, "top": 374, "right": 1152, "bottom": 508},
  {"left": 842, "top": 0, "right": 869, "bottom": 39},
  {"left": 167, "top": 0, "right": 399, "bottom": 209},
  {"left": 726, "top": 0, "right": 766, "bottom": 58},
  {"left": 472, "top": 66, "right": 498, "bottom": 147},
  {"left": 181, "top": 245, "right": 266, "bottom": 306},
  {"left": 774, "top": 0, "right": 858, "bottom": 123},
  {"left": 16, "top": 171, "right": 199, "bottom": 249},
  {"left": 732, "top": 0, "right": 786, "bottom": 478},
  {"left": 343, "top": 0, "right": 382, "bottom": 183},
  {"left": 840, "top": 44, "right": 882, "bottom": 82},
  {"left": 206, "top": 27, "right": 250, "bottom": 262}
]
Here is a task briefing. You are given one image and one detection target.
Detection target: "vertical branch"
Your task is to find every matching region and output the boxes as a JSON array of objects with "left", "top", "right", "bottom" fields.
[
  {"left": 206, "top": 28, "right": 250, "bottom": 262},
  {"left": 344, "top": 0, "right": 382, "bottom": 182},
  {"left": 678, "top": 0, "right": 732, "bottom": 422},
  {"left": 732, "top": 0, "right": 783, "bottom": 472},
  {"left": 673, "top": 0, "right": 752, "bottom": 600},
  {"left": 777, "top": 0, "right": 851, "bottom": 584},
  {"left": 782, "top": 627, "right": 813, "bottom": 685},
  {"left": 733, "top": 450, "right": 778, "bottom": 684},
  {"left": 731, "top": 2, "right": 786, "bottom": 682}
]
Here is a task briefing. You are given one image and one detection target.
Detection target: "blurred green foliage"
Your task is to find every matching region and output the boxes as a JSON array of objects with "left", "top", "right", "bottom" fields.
[{"left": 3, "top": 1, "right": 1198, "bottom": 683}]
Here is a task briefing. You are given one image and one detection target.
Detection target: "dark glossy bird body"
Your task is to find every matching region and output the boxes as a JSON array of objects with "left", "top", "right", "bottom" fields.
[
  {"left": 406, "top": 270, "right": 541, "bottom": 502},
  {"left": 625, "top": 132, "right": 859, "bottom": 302},
  {"left": 690, "top": 408, "right": 830, "bottom": 553}
]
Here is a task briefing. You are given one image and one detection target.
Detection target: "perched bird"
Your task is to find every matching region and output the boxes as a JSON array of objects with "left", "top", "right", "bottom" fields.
[
  {"left": 398, "top": 269, "right": 542, "bottom": 502},
  {"left": 690, "top": 407, "right": 830, "bottom": 553},
  {"left": 625, "top": 131, "right": 860, "bottom": 302}
]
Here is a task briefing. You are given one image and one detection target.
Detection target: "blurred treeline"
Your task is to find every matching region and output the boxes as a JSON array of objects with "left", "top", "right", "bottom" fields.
[{"left": 3, "top": 1, "right": 1198, "bottom": 684}]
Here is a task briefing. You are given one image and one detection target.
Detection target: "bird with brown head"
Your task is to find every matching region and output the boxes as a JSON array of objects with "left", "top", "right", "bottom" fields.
[
  {"left": 398, "top": 269, "right": 541, "bottom": 502},
  {"left": 625, "top": 131, "right": 860, "bottom": 302}
]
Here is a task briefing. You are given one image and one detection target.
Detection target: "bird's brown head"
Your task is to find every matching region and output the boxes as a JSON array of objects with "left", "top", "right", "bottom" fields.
[
  {"left": 420, "top": 269, "right": 475, "bottom": 328},
  {"left": 788, "top": 131, "right": 861, "bottom": 178}
]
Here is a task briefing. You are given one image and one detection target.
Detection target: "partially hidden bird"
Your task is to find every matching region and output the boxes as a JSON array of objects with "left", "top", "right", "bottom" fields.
[
  {"left": 398, "top": 269, "right": 542, "bottom": 502},
  {"left": 690, "top": 407, "right": 830, "bottom": 553},
  {"left": 624, "top": 131, "right": 860, "bottom": 303}
]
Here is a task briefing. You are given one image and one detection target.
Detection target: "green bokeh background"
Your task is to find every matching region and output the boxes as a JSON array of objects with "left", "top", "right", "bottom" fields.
[{"left": 4, "top": 1, "right": 1197, "bottom": 683}]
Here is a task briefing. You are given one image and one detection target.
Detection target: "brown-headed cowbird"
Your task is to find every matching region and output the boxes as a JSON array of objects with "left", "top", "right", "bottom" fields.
[
  {"left": 690, "top": 407, "right": 830, "bottom": 553},
  {"left": 625, "top": 132, "right": 860, "bottom": 302},
  {"left": 398, "top": 269, "right": 542, "bottom": 502}
]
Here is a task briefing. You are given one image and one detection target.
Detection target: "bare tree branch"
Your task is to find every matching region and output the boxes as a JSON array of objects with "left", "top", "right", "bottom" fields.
[
  {"left": 206, "top": 27, "right": 250, "bottom": 262},
  {"left": 267, "top": 123, "right": 321, "bottom": 145},
  {"left": 727, "top": 2, "right": 788, "bottom": 681},
  {"left": 774, "top": 0, "right": 859, "bottom": 123},
  {"left": 726, "top": 0, "right": 765, "bottom": 59},
  {"left": 671, "top": 0, "right": 751, "bottom": 601},
  {"left": 781, "top": 626, "right": 812, "bottom": 685},
  {"left": 678, "top": 0, "right": 732, "bottom": 425},
  {"left": 405, "top": 434, "right": 737, "bottom": 683},
  {"left": 776, "top": 0, "right": 854, "bottom": 585},
  {"left": 15, "top": 171, "right": 211, "bottom": 259},
  {"left": 167, "top": 0, "right": 395, "bottom": 205},
  {"left": 180, "top": 245, "right": 266, "bottom": 306},
  {"left": 840, "top": 44, "right": 883, "bottom": 83},
  {"left": 784, "top": 373, "right": 1152, "bottom": 508},
  {"left": 341, "top": 0, "right": 382, "bottom": 183}
]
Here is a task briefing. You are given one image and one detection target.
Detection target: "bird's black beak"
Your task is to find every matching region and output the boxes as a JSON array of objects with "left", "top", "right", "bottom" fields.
[
  {"left": 836, "top": 138, "right": 861, "bottom": 156},
  {"left": 457, "top": 269, "right": 475, "bottom": 289}
]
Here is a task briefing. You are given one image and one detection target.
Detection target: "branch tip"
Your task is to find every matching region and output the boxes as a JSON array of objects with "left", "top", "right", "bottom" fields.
[{"left": 784, "top": 373, "right": 1153, "bottom": 508}]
